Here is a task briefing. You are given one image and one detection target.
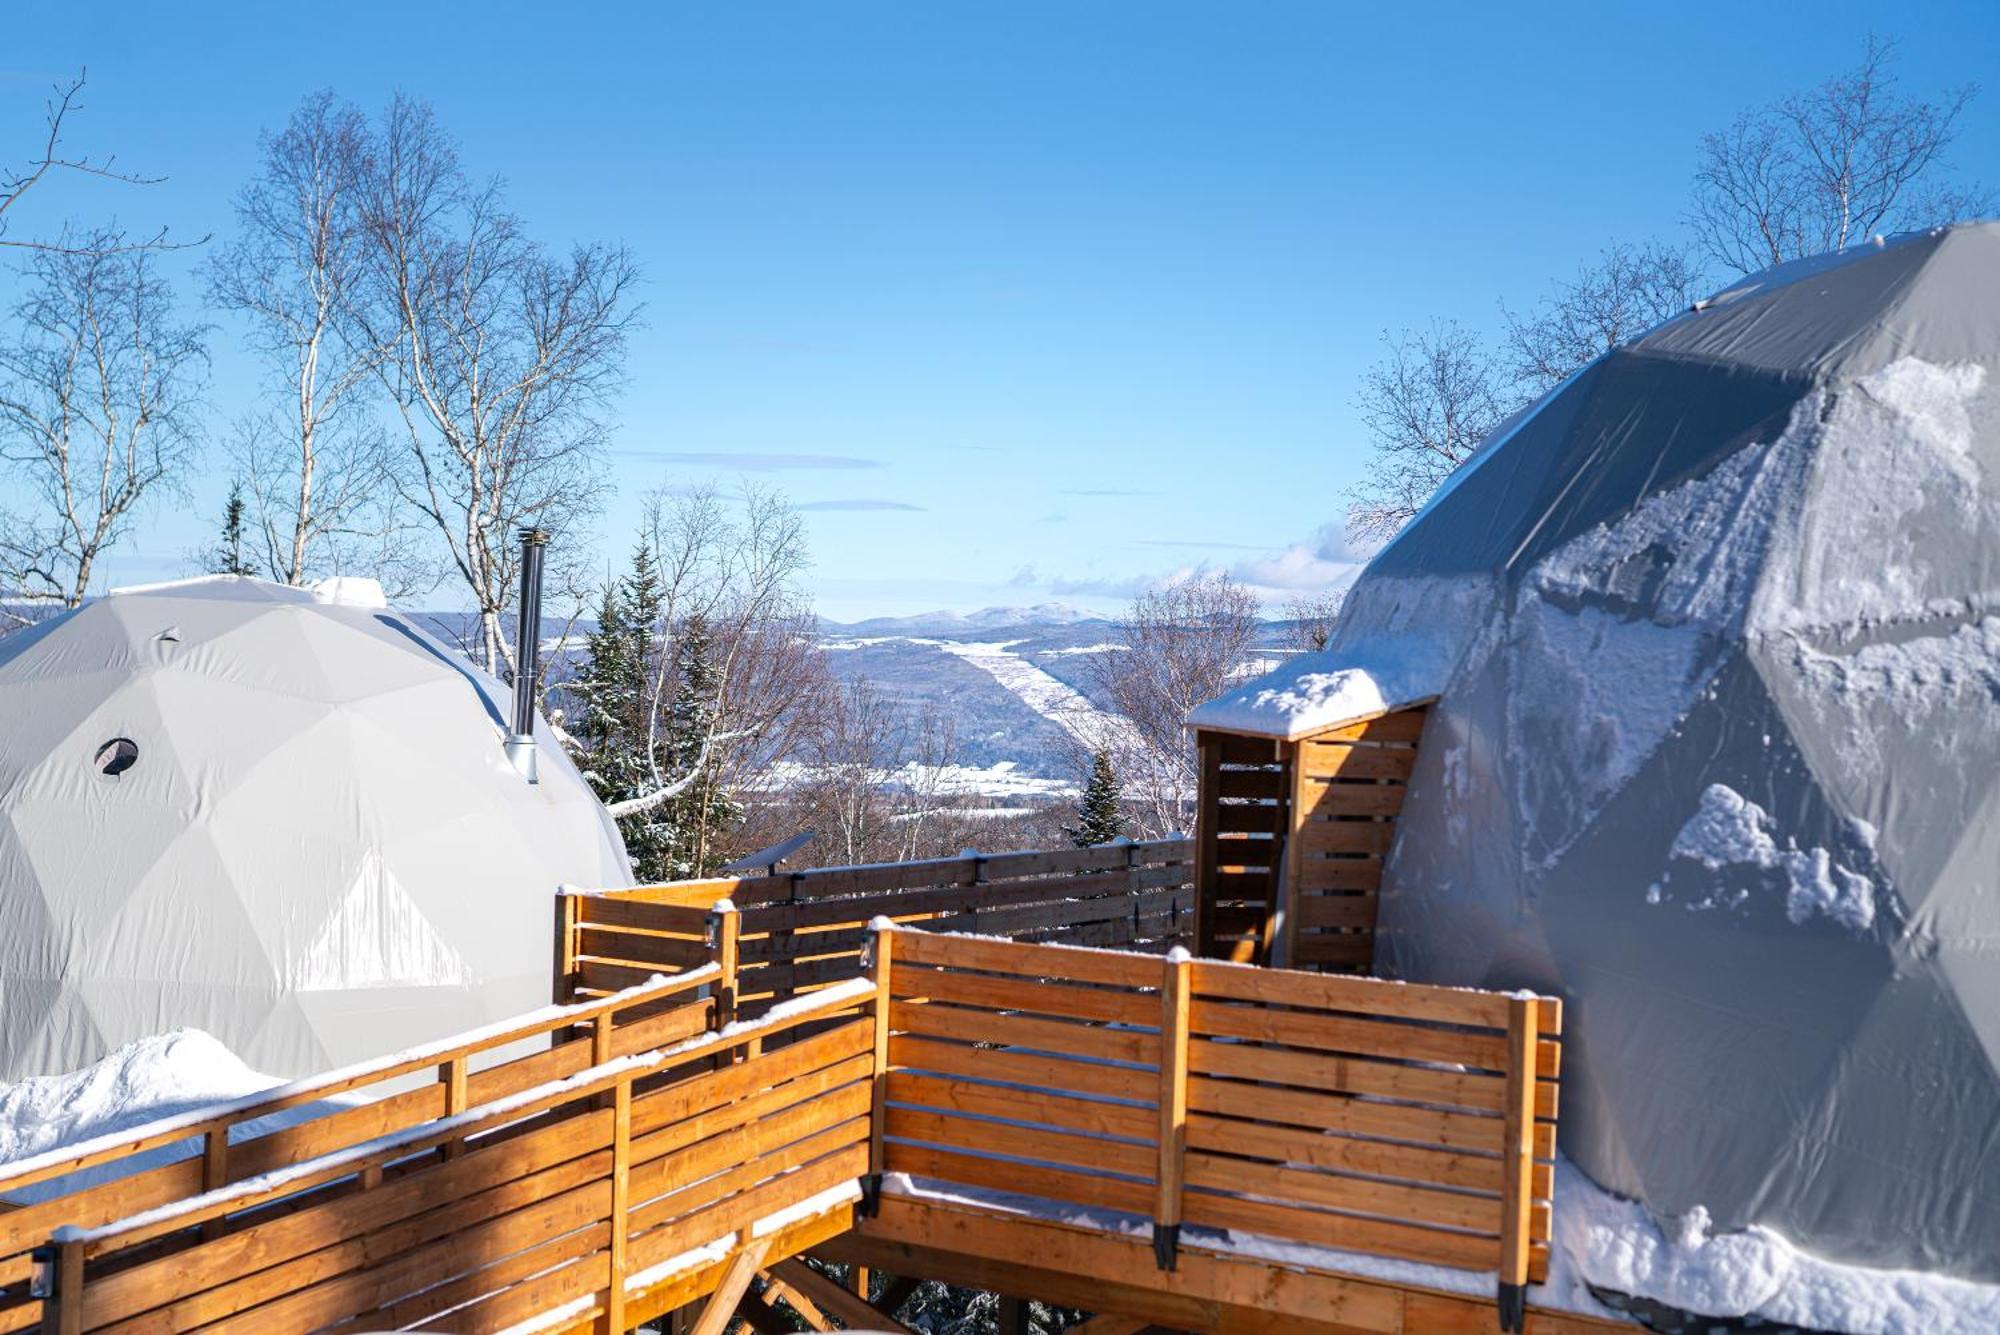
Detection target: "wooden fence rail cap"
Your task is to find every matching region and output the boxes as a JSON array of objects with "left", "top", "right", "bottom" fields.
[
  {"left": 0, "top": 964, "right": 721, "bottom": 1198},
  {"left": 59, "top": 974, "right": 880, "bottom": 1258}
]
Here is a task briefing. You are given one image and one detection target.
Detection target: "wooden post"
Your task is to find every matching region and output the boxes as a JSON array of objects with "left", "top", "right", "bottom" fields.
[
  {"left": 707, "top": 900, "right": 744, "bottom": 1061},
  {"left": 862, "top": 922, "right": 894, "bottom": 1217},
  {"left": 1498, "top": 994, "right": 1541, "bottom": 1334},
  {"left": 199, "top": 1126, "right": 228, "bottom": 1240},
  {"left": 440, "top": 1054, "right": 469, "bottom": 1159},
  {"left": 38, "top": 1237, "right": 83, "bottom": 1335},
  {"left": 1153, "top": 948, "right": 1192, "bottom": 1271},
  {"left": 602, "top": 1077, "right": 633, "bottom": 1335},
  {"left": 1276, "top": 738, "right": 1312, "bottom": 970},
  {"left": 1192, "top": 733, "right": 1220, "bottom": 957},
  {"left": 553, "top": 890, "right": 581, "bottom": 1009},
  {"left": 997, "top": 1296, "right": 1030, "bottom": 1335},
  {"left": 591, "top": 1009, "right": 618, "bottom": 1110}
]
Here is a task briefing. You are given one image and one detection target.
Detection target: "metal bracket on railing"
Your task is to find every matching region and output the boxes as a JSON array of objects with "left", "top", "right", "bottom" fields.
[
  {"left": 1151, "top": 1221, "right": 1179, "bottom": 1272},
  {"left": 1498, "top": 1282, "right": 1526, "bottom": 1333},
  {"left": 858, "top": 1172, "right": 883, "bottom": 1219}
]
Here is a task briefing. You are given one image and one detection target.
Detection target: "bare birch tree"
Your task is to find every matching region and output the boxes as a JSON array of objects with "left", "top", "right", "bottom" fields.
[
  {"left": 1344, "top": 321, "right": 1512, "bottom": 545},
  {"left": 1502, "top": 242, "right": 1707, "bottom": 394},
  {"left": 207, "top": 91, "right": 417, "bottom": 589},
  {"left": 358, "top": 94, "right": 639, "bottom": 672},
  {"left": 0, "top": 235, "right": 208, "bottom": 612},
  {"left": 1093, "top": 572, "right": 1260, "bottom": 838},
  {"left": 1690, "top": 38, "right": 1990, "bottom": 275},
  {"left": 1281, "top": 590, "right": 1345, "bottom": 653},
  {"left": 1, "top": 70, "right": 199, "bottom": 257}
]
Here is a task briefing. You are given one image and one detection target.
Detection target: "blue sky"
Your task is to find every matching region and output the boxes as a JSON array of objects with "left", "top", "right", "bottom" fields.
[{"left": 5, "top": 3, "right": 1999, "bottom": 620}]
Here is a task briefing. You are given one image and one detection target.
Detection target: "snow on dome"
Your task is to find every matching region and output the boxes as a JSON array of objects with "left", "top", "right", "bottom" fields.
[
  {"left": 0, "top": 576, "right": 632, "bottom": 1081},
  {"left": 311, "top": 575, "right": 389, "bottom": 609},
  {"left": 1203, "top": 222, "right": 2000, "bottom": 1295}
]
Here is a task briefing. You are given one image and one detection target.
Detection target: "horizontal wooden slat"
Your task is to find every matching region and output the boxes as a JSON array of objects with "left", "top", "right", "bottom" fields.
[
  {"left": 1297, "top": 821, "right": 1398, "bottom": 855},
  {"left": 573, "top": 897, "right": 712, "bottom": 936},
  {"left": 1185, "top": 1113, "right": 1552, "bottom": 1197},
  {"left": 1187, "top": 960, "right": 1547, "bottom": 1032},
  {"left": 892, "top": 1001, "right": 1158, "bottom": 1068},
  {"left": 1189, "top": 999, "right": 1506, "bottom": 1070},
  {"left": 1181, "top": 1185, "right": 1492, "bottom": 1272},
  {"left": 886, "top": 1107, "right": 1156, "bottom": 1180},
  {"left": 889, "top": 966, "right": 1161, "bottom": 1028},
  {"left": 886, "top": 1072, "right": 1155, "bottom": 1142},
  {"left": 1188, "top": 1077, "right": 1506, "bottom": 1154},
  {"left": 1294, "top": 894, "right": 1379, "bottom": 930},
  {"left": 1296, "top": 744, "right": 1418, "bottom": 782},
  {"left": 1296, "top": 858, "right": 1384, "bottom": 892},
  {"left": 1185, "top": 1151, "right": 1501, "bottom": 1234},
  {"left": 889, "top": 1036, "right": 1157, "bottom": 1104},
  {"left": 575, "top": 927, "right": 711, "bottom": 970},
  {"left": 1298, "top": 785, "right": 1410, "bottom": 819},
  {"left": 891, "top": 929, "right": 1162, "bottom": 989},
  {"left": 1291, "top": 933, "right": 1377, "bottom": 968},
  {"left": 883, "top": 1144, "right": 1154, "bottom": 1216},
  {"left": 1305, "top": 708, "right": 1430, "bottom": 744},
  {"left": 1188, "top": 1035, "right": 1497, "bottom": 1113}
]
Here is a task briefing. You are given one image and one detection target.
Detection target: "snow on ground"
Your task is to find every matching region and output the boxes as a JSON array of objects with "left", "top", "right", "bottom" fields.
[
  {"left": 906, "top": 638, "right": 1142, "bottom": 755},
  {"left": 0, "top": 1031, "right": 275, "bottom": 1173}
]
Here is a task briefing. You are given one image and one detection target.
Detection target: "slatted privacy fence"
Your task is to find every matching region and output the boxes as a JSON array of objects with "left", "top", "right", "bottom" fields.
[
  {"left": 878, "top": 929, "right": 1167, "bottom": 1222},
  {"left": 1284, "top": 708, "right": 1427, "bottom": 973},
  {"left": 872, "top": 926, "right": 1560, "bottom": 1315},
  {"left": 28, "top": 979, "right": 880, "bottom": 1335},
  {"left": 558, "top": 840, "right": 1196, "bottom": 1020},
  {"left": 0, "top": 969, "right": 722, "bottom": 1335},
  {"left": 1193, "top": 705, "right": 1429, "bottom": 973}
]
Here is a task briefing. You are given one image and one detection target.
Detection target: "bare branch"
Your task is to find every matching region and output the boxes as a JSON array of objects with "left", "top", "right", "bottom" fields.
[{"left": 0, "top": 69, "right": 206, "bottom": 256}]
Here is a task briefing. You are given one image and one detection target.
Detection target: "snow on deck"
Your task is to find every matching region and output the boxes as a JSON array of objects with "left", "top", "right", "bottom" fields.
[{"left": 885, "top": 1155, "right": 2000, "bottom": 1335}]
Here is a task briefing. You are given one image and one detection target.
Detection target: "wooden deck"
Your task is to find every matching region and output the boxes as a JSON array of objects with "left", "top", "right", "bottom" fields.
[{"left": 4, "top": 873, "right": 1596, "bottom": 1334}]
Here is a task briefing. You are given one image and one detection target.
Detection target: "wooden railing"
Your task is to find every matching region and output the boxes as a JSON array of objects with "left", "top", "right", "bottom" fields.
[
  {"left": 0, "top": 968, "right": 720, "bottom": 1335},
  {"left": 24, "top": 980, "right": 878, "bottom": 1335},
  {"left": 871, "top": 925, "right": 1561, "bottom": 1319},
  {"left": 557, "top": 839, "right": 1196, "bottom": 1018}
]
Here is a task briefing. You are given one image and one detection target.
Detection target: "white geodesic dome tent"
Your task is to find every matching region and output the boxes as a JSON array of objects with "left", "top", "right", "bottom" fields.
[
  {"left": 0, "top": 576, "right": 632, "bottom": 1080},
  {"left": 1195, "top": 223, "right": 2000, "bottom": 1285}
]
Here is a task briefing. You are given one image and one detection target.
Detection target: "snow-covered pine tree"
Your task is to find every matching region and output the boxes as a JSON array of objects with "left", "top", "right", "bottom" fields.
[
  {"left": 659, "top": 612, "right": 741, "bottom": 878},
  {"left": 1067, "top": 748, "right": 1125, "bottom": 847}
]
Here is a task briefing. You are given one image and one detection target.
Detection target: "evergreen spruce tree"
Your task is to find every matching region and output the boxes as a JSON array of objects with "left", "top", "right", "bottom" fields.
[
  {"left": 569, "top": 546, "right": 676, "bottom": 880},
  {"left": 210, "top": 480, "right": 258, "bottom": 576},
  {"left": 1067, "top": 748, "right": 1126, "bottom": 847},
  {"left": 660, "top": 613, "right": 741, "bottom": 878}
]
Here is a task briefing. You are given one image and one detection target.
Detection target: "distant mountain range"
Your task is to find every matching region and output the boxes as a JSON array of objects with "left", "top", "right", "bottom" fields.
[{"left": 820, "top": 603, "right": 1108, "bottom": 636}]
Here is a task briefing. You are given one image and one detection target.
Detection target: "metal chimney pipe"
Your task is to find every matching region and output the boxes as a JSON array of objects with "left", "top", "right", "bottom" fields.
[{"left": 504, "top": 528, "right": 550, "bottom": 783}]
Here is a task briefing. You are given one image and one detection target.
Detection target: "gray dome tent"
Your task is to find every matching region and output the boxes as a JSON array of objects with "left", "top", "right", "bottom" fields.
[
  {"left": 0, "top": 576, "right": 632, "bottom": 1081},
  {"left": 1193, "top": 222, "right": 2000, "bottom": 1282}
]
